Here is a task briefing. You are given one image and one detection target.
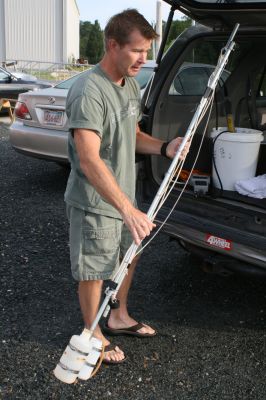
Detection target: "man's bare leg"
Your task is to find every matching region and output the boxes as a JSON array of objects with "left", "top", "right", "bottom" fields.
[
  {"left": 107, "top": 257, "right": 156, "bottom": 335},
  {"left": 78, "top": 280, "right": 125, "bottom": 362}
]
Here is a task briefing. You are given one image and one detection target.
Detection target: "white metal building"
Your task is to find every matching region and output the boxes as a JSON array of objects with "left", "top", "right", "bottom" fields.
[{"left": 0, "top": 0, "right": 80, "bottom": 64}]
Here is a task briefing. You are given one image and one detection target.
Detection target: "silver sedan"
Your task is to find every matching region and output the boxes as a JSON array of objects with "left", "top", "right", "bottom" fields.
[{"left": 9, "top": 62, "right": 156, "bottom": 164}]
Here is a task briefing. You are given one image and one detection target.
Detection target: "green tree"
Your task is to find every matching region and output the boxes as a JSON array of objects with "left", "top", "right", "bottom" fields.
[
  {"left": 165, "top": 17, "right": 192, "bottom": 51},
  {"left": 79, "top": 20, "right": 104, "bottom": 63},
  {"left": 80, "top": 21, "right": 93, "bottom": 59},
  {"left": 85, "top": 20, "right": 104, "bottom": 64}
]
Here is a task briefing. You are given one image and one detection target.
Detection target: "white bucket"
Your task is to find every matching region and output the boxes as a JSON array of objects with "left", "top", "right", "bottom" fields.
[{"left": 211, "top": 127, "right": 263, "bottom": 191}]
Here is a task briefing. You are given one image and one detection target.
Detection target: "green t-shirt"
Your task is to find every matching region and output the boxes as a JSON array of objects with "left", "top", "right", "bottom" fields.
[{"left": 64, "top": 64, "right": 142, "bottom": 219}]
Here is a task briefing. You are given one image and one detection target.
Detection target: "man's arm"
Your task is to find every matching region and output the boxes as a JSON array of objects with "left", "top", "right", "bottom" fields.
[
  {"left": 135, "top": 124, "right": 164, "bottom": 155},
  {"left": 74, "top": 128, "right": 155, "bottom": 245},
  {"left": 135, "top": 124, "right": 189, "bottom": 160}
]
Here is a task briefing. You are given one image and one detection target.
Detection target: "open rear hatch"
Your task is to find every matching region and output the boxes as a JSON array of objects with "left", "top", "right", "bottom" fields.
[{"left": 163, "top": 0, "right": 266, "bottom": 30}]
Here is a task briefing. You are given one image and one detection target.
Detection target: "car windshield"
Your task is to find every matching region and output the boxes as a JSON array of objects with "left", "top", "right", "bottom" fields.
[
  {"left": 135, "top": 67, "right": 154, "bottom": 89},
  {"left": 55, "top": 65, "right": 155, "bottom": 91},
  {"left": 55, "top": 73, "right": 83, "bottom": 89},
  {"left": 0, "top": 68, "right": 10, "bottom": 80}
]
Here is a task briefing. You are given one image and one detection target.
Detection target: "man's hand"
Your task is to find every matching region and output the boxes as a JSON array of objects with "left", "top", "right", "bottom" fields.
[
  {"left": 166, "top": 137, "right": 191, "bottom": 160},
  {"left": 121, "top": 205, "right": 156, "bottom": 246}
]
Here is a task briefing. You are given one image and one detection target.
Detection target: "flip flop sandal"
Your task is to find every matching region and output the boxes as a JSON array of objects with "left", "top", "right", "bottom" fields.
[
  {"left": 102, "top": 322, "right": 157, "bottom": 338},
  {"left": 102, "top": 344, "right": 127, "bottom": 365}
]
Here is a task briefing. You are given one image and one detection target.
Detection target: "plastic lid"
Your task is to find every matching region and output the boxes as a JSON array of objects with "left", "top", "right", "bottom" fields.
[{"left": 211, "top": 127, "right": 263, "bottom": 143}]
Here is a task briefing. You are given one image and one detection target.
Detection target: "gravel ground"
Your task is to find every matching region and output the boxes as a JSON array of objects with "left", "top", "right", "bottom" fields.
[{"left": 1, "top": 122, "right": 266, "bottom": 400}]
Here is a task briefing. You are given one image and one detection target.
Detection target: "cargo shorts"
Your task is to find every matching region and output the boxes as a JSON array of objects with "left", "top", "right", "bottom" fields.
[{"left": 66, "top": 205, "right": 137, "bottom": 281}]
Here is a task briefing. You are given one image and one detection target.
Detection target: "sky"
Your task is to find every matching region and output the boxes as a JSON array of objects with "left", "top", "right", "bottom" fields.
[{"left": 76, "top": 0, "right": 184, "bottom": 28}]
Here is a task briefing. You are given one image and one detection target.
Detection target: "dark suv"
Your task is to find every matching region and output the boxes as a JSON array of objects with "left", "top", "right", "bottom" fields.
[{"left": 138, "top": 0, "right": 266, "bottom": 276}]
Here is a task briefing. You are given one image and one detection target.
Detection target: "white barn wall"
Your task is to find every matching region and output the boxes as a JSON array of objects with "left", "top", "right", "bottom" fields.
[
  {"left": 0, "top": 0, "right": 79, "bottom": 64},
  {"left": 0, "top": 0, "right": 6, "bottom": 61},
  {"left": 4, "top": 0, "right": 58, "bottom": 62},
  {"left": 65, "top": 0, "right": 79, "bottom": 63}
]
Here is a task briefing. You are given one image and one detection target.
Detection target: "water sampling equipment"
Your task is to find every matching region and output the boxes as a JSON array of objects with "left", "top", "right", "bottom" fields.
[{"left": 54, "top": 23, "right": 240, "bottom": 383}]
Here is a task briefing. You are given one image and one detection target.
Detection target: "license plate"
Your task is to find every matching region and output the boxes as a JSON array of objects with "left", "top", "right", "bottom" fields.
[{"left": 43, "top": 110, "right": 63, "bottom": 126}]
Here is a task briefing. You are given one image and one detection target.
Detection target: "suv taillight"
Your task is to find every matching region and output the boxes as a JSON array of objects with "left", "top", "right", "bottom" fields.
[{"left": 15, "top": 102, "right": 32, "bottom": 120}]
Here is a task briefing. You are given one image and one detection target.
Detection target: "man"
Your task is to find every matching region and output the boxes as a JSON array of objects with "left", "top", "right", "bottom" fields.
[{"left": 65, "top": 9, "right": 187, "bottom": 364}]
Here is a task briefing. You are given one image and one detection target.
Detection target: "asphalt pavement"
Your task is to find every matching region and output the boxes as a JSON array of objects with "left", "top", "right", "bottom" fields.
[{"left": 0, "top": 121, "right": 266, "bottom": 400}]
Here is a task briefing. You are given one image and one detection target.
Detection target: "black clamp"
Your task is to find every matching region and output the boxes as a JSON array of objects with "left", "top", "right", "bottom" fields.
[
  {"left": 109, "top": 298, "right": 120, "bottom": 309},
  {"left": 105, "top": 281, "right": 120, "bottom": 309}
]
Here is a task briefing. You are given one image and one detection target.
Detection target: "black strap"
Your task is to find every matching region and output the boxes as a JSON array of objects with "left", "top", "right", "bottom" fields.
[{"left": 160, "top": 141, "right": 170, "bottom": 158}]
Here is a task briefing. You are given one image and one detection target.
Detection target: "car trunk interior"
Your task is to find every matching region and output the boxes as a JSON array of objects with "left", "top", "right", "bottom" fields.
[{"left": 149, "top": 31, "right": 266, "bottom": 212}]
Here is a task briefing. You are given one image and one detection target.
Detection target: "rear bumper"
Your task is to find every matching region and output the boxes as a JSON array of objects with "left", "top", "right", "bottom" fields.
[
  {"left": 154, "top": 207, "right": 266, "bottom": 272},
  {"left": 9, "top": 120, "right": 69, "bottom": 163}
]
